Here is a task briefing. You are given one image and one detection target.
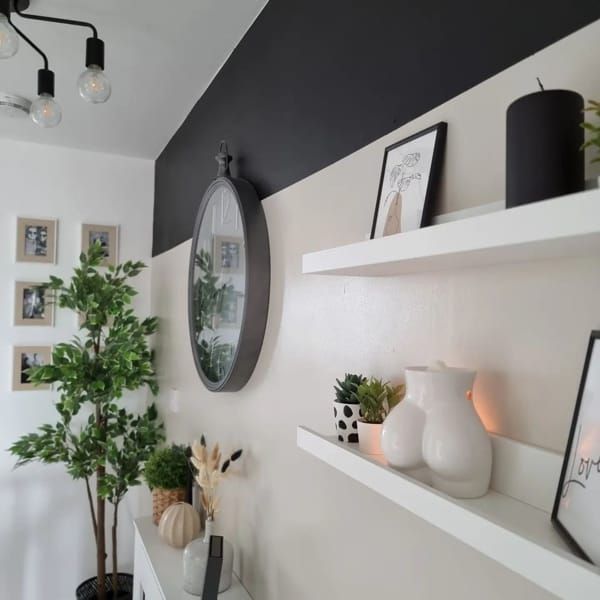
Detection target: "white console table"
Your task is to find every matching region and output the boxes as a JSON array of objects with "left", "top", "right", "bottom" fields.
[{"left": 133, "top": 516, "right": 252, "bottom": 600}]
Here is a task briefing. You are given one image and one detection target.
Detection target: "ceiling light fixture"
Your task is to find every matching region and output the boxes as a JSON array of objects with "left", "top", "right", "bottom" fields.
[
  {"left": 0, "top": 0, "right": 110, "bottom": 128},
  {"left": 0, "top": 92, "right": 31, "bottom": 117}
]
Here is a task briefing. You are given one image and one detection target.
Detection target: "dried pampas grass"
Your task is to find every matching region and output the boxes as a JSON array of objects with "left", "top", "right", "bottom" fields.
[{"left": 191, "top": 436, "right": 243, "bottom": 520}]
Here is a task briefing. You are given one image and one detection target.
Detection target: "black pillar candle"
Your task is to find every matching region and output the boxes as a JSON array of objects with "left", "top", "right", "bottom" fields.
[{"left": 506, "top": 89, "right": 584, "bottom": 208}]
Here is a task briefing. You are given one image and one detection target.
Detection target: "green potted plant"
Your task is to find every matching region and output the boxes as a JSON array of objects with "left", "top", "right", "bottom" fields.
[
  {"left": 355, "top": 377, "right": 404, "bottom": 455},
  {"left": 582, "top": 99, "right": 600, "bottom": 165},
  {"left": 145, "top": 444, "right": 190, "bottom": 525},
  {"left": 9, "top": 244, "right": 164, "bottom": 600},
  {"left": 333, "top": 373, "right": 366, "bottom": 443}
]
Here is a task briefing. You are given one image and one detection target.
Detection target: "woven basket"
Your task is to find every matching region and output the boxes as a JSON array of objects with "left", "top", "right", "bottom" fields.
[
  {"left": 76, "top": 573, "right": 133, "bottom": 599},
  {"left": 152, "top": 487, "right": 186, "bottom": 525}
]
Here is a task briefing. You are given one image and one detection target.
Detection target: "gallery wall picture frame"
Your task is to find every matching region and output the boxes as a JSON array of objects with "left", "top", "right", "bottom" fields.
[
  {"left": 12, "top": 345, "right": 52, "bottom": 391},
  {"left": 81, "top": 223, "right": 119, "bottom": 267},
  {"left": 371, "top": 122, "right": 447, "bottom": 239},
  {"left": 16, "top": 217, "right": 57, "bottom": 264},
  {"left": 552, "top": 330, "right": 600, "bottom": 565},
  {"left": 213, "top": 235, "right": 245, "bottom": 275},
  {"left": 213, "top": 291, "right": 245, "bottom": 330},
  {"left": 14, "top": 282, "right": 54, "bottom": 327}
]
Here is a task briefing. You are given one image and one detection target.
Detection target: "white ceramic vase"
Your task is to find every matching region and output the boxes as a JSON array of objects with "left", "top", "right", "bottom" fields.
[
  {"left": 357, "top": 421, "right": 383, "bottom": 455},
  {"left": 381, "top": 363, "right": 492, "bottom": 498},
  {"left": 333, "top": 400, "right": 361, "bottom": 443},
  {"left": 183, "top": 518, "right": 234, "bottom": 595}
]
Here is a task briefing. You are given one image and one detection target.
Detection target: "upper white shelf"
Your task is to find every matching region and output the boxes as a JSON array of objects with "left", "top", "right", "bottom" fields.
[
  {"left": 297, "top": 427, "right": 600, "bottom": 599},
  {"left": 302, "top": 189, "right": 600, "bottom": 276}
]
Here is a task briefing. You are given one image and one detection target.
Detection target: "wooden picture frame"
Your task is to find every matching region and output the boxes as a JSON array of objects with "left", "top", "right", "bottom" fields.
[
  {"left": 213, "top": 235, "right": 244, "bottom": 275},
  {"left": 81, "top": 223, "right": 119, "bottom": 267},
  {"left": 16, "top": 217, "right": 57, "bottom": 263},
  {"left": 552, "top": 330, "right": 600, "bottom": 565},
  {"left": 371, "top": 122, "right": 447, "bottom": 239},
  {"left": 12, "top": 346, "right": 52, "bottom": 391},
  {"left": 14, "top": 282, "right": 54, "bottom": 326},
  {"left": 213, "top": 291, "right": 244, "bottom": 330}
]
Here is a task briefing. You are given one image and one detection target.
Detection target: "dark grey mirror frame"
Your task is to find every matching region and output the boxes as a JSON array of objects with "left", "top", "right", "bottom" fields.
[{"left": 188, "top": 173, "right": 270, "bottom": 392}]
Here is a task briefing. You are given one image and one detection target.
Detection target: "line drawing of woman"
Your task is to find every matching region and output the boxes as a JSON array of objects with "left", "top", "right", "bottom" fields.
[{"left": 382, "top": 152, "right": 422, "bottom": 236}]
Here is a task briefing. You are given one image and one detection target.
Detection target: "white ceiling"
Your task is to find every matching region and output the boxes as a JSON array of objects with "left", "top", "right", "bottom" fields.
[{"left": 0, "top": 0, "right": 268, "bottom": 158}]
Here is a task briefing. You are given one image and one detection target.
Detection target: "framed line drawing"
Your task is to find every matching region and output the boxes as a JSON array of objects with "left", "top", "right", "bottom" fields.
[
  {"left": 552, "top": 330, "right": 600, "bottom": 565},
  {"left": 371, "top": 122, "right": 447, "bottom": 238}
]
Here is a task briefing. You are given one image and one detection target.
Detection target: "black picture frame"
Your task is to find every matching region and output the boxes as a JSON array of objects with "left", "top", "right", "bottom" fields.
[
  {"left": 370, "top": 122, "right": 447, "bottom": 239},
  {"left": 551, "top": 330, "right": 600, "bottom": 565}
]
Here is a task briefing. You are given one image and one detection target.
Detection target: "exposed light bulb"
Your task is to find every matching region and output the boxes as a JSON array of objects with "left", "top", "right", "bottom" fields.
[
  {"left": 0, "top": 14, "right": 18, "bottom": 58},
  {"left": 78, "top": 65, "right": 111, "bottom": 103},
  {"left": 30, "top": 93, "right": 62, "bottom": 128}
]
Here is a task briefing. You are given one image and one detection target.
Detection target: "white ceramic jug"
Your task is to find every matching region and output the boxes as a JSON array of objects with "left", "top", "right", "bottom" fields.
[{"left": 381, "top": 363, "right": 492, "bottom": 498}]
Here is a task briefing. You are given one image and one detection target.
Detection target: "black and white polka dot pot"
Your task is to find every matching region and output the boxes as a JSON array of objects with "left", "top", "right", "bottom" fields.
[{"left": 333, "top": 401, "right": 362, "bottom": 443}]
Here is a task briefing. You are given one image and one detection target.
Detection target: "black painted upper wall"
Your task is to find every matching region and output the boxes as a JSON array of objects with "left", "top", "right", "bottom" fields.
[{"left": 154, "top": 0, "right": 600, "bottom": 256}]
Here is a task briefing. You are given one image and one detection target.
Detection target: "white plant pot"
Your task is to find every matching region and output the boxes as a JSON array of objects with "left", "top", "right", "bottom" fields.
[
  {"left": 381, "top": 364, "right": 492, "bottom": 498},
  {"left": 357, "top": 421, "right": 383, "bottom": 455},
  {"left": 333, "top": 400, "right": 361, "bottom": 443}
]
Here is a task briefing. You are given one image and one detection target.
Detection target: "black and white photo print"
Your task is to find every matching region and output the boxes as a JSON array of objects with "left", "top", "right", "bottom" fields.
[
  {"left": 12, "top": 346, "right": 52, "bottom": 391},
  {"left": 371, "top": 123, "right": 447, "bottom": 238},
  {"left": 16, "top": 218, "right": 57, "bottom": 263},
  {"left": 81, "top": 224, "right": 119, "bottom": 267},
  {"left": 14, "top": 282, "right": 54, "bottom": 326}
]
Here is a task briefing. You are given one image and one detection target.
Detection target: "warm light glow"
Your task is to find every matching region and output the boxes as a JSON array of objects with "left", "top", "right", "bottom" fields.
[
  {"left": 470, "top": 388, "right": 501, "bottom": 433},
  {"left": 77, "top": 65, "right": 111, "bottom": 103},
  {"left": 30, "top": 93, "right": 62, "bottom": 128},
  {"left": 0, "top": 14, "right": 18, "bottom": 59}
]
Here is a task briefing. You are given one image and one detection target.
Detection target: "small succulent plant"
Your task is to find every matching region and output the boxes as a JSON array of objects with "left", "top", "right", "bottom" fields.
[
  {"left": 355, "top": 377, "right": 405, "bottom": 424},
  {"left": 583, "top": 99, "right": 600, "bottom": 163},
  {"left": 334, "top": 373, "right": 366, "bottom": 404}
]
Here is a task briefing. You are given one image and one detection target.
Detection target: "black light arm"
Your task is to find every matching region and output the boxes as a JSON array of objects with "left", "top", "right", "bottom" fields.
[
  {"left": 14, "top": 3, "right": 105, "bottom": 70},
  {"left": 14, "top": 3, "right": 98, "bottom": 38},
  {"left": 6, "top": 12, "right": 48, "bottom": 70}
]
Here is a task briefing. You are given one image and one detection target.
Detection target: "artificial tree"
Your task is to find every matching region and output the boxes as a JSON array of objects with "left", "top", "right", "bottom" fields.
[{"left": 10, "top": 244, "right": 164, "bottom": 599}]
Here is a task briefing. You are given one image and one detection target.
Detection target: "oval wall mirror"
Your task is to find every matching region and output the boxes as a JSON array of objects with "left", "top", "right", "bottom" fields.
[{"left": 188, "top": 143, "right": 270, "bottom": 392}]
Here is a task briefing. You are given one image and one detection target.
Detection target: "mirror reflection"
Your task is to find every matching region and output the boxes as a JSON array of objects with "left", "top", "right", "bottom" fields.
[{"left": 191, "top": 186, "right": 245, "bottom": 383}]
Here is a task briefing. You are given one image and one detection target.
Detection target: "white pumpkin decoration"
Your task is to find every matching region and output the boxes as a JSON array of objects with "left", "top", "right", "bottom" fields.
[{"left": 158, "top": 502, "right": 201, "bottom": 548}]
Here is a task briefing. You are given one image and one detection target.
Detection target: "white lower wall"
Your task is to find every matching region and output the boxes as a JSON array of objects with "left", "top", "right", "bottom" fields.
[
  {"left": 0, "top": 140, "right": 154, "bottom": 600},
  {"left": 150, "top": 21, "right": 600, "bottom": 600}
]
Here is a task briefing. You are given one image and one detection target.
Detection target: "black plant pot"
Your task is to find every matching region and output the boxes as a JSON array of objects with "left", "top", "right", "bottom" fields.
[{"left": 76, "top": 573, "right": 134, "bottom": 600}]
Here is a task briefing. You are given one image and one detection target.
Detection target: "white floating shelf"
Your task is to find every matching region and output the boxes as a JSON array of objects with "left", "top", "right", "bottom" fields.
[
  {"left": 302, "top": 190, "right": 600, "bottom": 276},
  {"left": 297, "top": 427, "right": 600, "bottom": 599}
]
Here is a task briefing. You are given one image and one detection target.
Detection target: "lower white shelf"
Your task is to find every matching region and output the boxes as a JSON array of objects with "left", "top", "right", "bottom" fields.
[
  {"left": 133, "top": 516, "right": 251, "bottom": 600},
  {"left": 297, "top": 426, "right": 600, "bottom": 599}
]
